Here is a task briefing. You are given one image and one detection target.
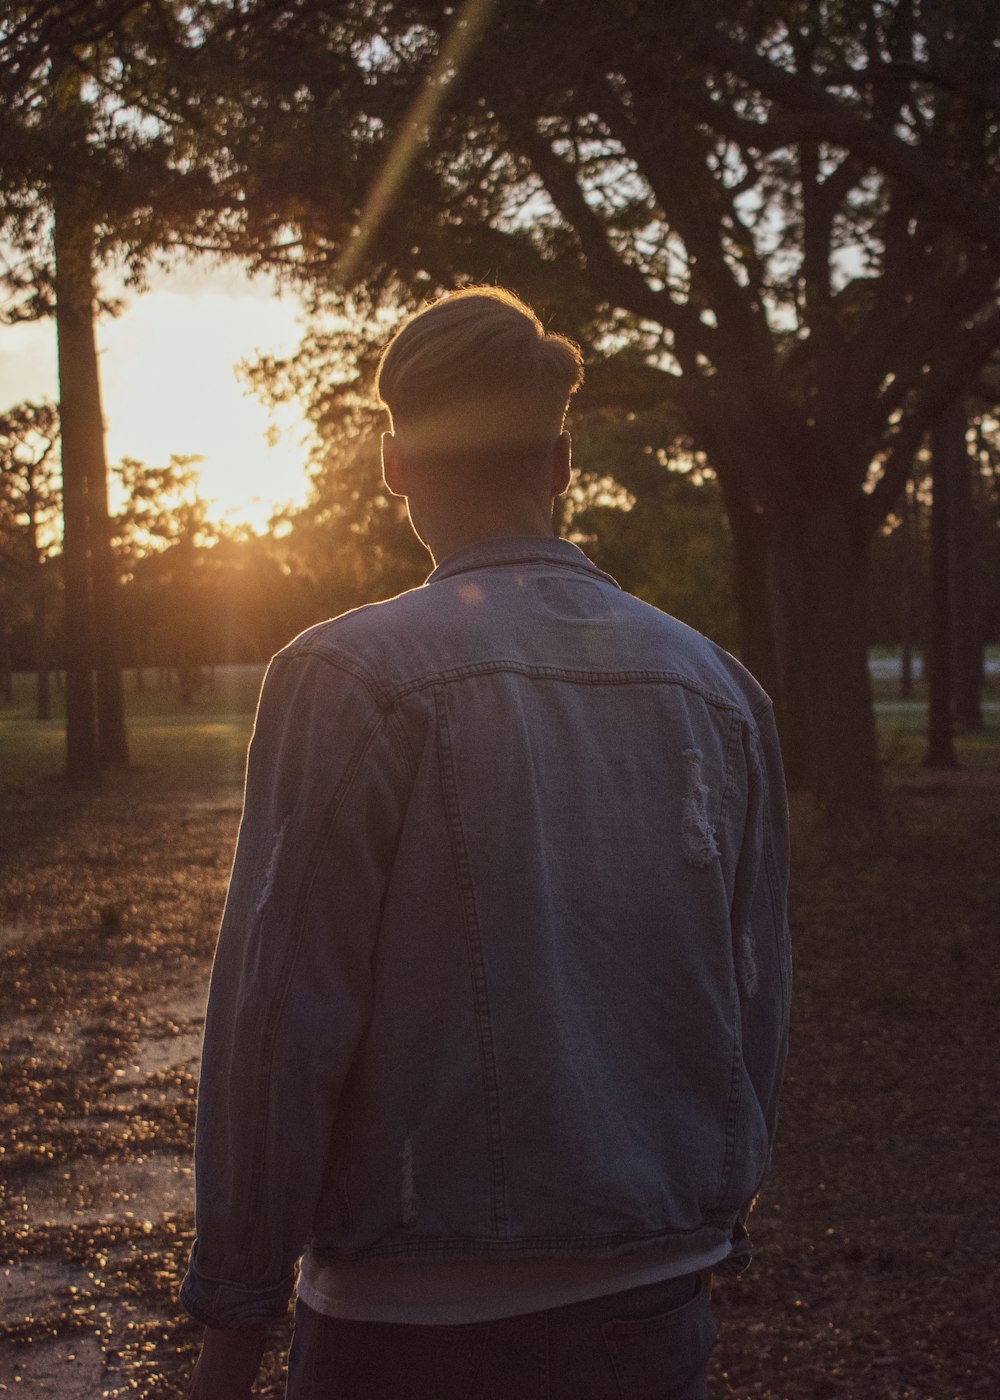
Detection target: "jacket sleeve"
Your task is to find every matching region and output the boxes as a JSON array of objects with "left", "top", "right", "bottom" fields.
[
  {"left": 180, "top": 647, "right": 410, "bottom": 1328},
  {"left": 718, "top": 696, "right": 792, "bottom": 1274}
]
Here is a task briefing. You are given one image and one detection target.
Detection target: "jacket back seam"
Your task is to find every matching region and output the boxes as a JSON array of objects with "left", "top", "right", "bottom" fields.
[{"left": 433, "top": 684, "right": 510, "bottom": 1240}]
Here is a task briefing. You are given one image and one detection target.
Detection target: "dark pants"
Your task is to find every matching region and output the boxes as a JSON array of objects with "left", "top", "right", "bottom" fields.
[{"left": 285, "top": 1272, "right": 716, "bottom": 1400}]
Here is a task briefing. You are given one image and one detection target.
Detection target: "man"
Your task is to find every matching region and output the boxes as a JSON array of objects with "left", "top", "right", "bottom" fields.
[{"left": 182, "top": 287, "right": 790, "bottom": 1400}]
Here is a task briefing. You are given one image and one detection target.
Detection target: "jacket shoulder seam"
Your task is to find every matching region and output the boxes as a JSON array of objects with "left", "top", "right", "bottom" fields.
[{"left": 273, "top": 645, "right": 390, "bottom": 711}]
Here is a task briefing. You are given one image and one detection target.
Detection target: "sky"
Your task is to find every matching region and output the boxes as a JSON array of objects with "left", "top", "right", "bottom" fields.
[{"left": 0, "top": 261, "right": 314, "bottom": 533}]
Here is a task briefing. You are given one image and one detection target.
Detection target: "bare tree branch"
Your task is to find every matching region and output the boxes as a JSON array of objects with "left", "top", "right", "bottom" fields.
[
  {"left": 865, "top": 303, "right": 1000, "bottom": 530},
  {"left": 702, "top": 34, "right": 1000, "bottom": 251}
]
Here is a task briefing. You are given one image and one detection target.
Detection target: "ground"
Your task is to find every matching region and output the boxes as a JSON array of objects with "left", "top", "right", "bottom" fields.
[{"left": 0, "top": 672, "right": 997, "bottom": 1398}]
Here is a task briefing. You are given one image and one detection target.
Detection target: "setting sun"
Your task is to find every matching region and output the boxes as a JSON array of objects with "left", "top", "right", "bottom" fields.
[{"left": 0, "top": 263, "right": 313, "bottom": 532}]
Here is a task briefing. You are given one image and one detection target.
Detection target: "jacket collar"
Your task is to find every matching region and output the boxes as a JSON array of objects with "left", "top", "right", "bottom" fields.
[{"left": 427, "top": 535, "right": 620, "bottom": 589}]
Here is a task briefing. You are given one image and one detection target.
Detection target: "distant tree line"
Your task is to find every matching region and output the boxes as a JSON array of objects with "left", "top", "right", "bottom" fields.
[
  {"left": 3, "top": 393, "right": 996, "bottom": 733},
  {"left": 0, "top": 403, "right": 737, "bottom": 684},
  {"left": 0, "top": 400, "right": 61, "bottom": 716}
]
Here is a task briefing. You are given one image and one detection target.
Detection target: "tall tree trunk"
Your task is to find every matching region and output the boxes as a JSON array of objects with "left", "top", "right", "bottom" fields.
[
  {"left": 54, "top": 185, "right": 99, "bottom": 778},
  {"left": 769, "top": 546, "right": 812, "bottom": 795},
  {"left": 898, "top": 480, "right": 915, "bottom": 701},
  {"left": 0, "top": 589, "right": 12, "bottom": 706},
  {"left": 950, "top": 409, "right": 983, "bottom": 731},
  {"left": 32, "top": 572, "right": 51, "bottom": 721},
  {"left": 771, "top": 503, "right": 884, "bottom": 842},
  {"left": 88, "top": 418, "right": 129, "bottom": 767},
  {"left": 717, "top": 475, "right": 812, "bottom": 790},
  {"left": 691, "top": 415, "right": 784, "bottom": 717},
  {"left": 718, "top": 478, "right": 781, "bottom": 694},
  {"left": 924, "top": 406, "right": 960, "bottom": 768},
  {"left": 26, "top": 486, "right": 52, "bottom": 721},
  {"left": 52, "top": 186, "right": 129, "bottom": 772}
]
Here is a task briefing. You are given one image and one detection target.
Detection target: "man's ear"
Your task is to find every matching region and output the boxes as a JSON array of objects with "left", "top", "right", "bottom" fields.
[
  {"left": 382, "top": 433, "right": 407, "bottom": 498},
  {"left": 551, "top": 431, "right": 572, "bottom": 497}
]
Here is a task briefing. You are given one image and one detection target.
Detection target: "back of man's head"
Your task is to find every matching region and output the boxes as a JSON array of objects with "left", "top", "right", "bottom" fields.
[{"left": 376, "top": 287, "right": 584, "bottom": 482}]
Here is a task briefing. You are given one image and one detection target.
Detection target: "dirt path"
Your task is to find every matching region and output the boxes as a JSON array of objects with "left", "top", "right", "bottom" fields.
[
  {"left": 1, "top": 779, "right": 243, "bottom": 1397},
  {"left": 1, "top": 974, "right": 205, "bottom": 1396}
]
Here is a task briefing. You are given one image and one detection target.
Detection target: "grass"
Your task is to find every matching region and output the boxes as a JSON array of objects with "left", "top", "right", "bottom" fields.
[
  {"left": 2, "top": 664, "right": 266, "bottom": 722},
  {"left": 877, "top": 718, "right": 1000, "bottom": 772},
  {"left": 0, "top": 667, "right": 263, "bottom": 793},
  {"left": 867, "top": 642, "right": 1000, "bottom": 662}
]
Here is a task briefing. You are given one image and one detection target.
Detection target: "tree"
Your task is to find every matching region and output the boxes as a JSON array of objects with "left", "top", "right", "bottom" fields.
[
  {"left": 246, "top": 330, "right": 429, "bottom": 616},
  {"left": 561, "top": 403, "right": 739, "bottom": 646},
  {"left": 923, "top": 400, "right": 962, "bottom": 768},
  {"left": 109, "top": 453, "right": 321, "bottom": 677},
  {"left": 868, "top": 382, "right": 998, "bottom": 735},
  {"left": 113, "top": 453, "right": 209, "bottom": 568},
  {"left": 0, "top": 400, "right": 61, "bottom": 719},
  {"left": 2, "top": 6, "right": 132, "bottom": 773},
  {"left": 113, "top": 452, "right": 225, "bottom": 693},
  {"left": 0, "top": 1, "right": 224, "bottom": 775},
  {"left": 197, "top": 0, "right": 1000, "bottom": 836},
  {"left": 954, "top": 357, "right": 1000, "bottom": 730}
]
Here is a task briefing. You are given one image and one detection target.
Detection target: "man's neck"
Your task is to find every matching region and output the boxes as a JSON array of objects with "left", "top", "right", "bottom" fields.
[{"left": 415, "top": 505, "right": 557, "bottom": 567}]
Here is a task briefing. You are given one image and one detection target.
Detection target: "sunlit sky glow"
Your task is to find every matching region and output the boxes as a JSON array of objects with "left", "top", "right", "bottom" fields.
[{"left": 0, "top": 261, "right": 313, "bottom": 533}]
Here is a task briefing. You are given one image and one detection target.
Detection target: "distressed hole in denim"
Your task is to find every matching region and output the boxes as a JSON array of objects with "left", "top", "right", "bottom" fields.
[
  {"left": 681, "top": 748, "right": 720, "bottom": 867},
  {"left": 401, "top": 1133, "right": 419, "bottom": 1227},
  {"left": 738, "top": 922, "right": 759, "bottom": 997},
  {"left": 255, "top": 818, "right": 289, "bottom": 915}
]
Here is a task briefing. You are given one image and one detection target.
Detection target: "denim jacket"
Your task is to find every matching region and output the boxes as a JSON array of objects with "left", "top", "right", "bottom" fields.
[{"left": 181, "top": 536, "right": 791, "bottom": 1329}]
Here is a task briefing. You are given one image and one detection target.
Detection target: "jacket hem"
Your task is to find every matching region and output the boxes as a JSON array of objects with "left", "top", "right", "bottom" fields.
[{"left": 309, "top": 1222, "right": 736, "bottom": 1265}]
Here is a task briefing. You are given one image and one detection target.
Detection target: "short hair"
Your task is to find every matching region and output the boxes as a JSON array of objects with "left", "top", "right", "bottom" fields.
[{"left": 375, "top": 286, "right": 584, "bottom": 479}]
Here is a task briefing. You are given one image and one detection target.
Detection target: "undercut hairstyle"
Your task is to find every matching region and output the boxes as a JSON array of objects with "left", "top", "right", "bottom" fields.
[{"left": 375, "top": 286, "right": 584, "bottom": 481}]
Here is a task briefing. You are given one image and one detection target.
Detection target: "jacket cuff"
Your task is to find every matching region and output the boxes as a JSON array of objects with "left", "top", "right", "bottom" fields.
[
  {"left": 180, "top": 1245, "right": 295, "bottom": 1329},
  {"left": 712, "top": 1217, "right": 753, "bottom": 1278}
]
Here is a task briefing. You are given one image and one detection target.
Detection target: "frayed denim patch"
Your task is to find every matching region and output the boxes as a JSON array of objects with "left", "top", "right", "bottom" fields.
[
  {"left": 681, "top": 749, "right": 720, "bottom": 867},
  {"left": 255, "top": 817, "right": 290, "bottom": 914},
  {"left": 401, "top": 1133, "right": 419, "bottom": 1227}
]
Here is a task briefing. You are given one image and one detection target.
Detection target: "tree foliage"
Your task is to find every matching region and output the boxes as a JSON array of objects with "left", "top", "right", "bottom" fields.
[
  {"left": 0, "top": 399, "right": 61, "bottom": 717},
  {"left": 0, "top": 399, "right": 61, "bottom": 574},
  {"left": 0, "top": 0, "right": 239, "bottom": 773}
]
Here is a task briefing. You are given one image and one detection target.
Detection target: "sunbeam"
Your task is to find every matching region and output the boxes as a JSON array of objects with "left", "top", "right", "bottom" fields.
[{"left": 336, "top": 0, "right": 500, "bottom": 285}]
